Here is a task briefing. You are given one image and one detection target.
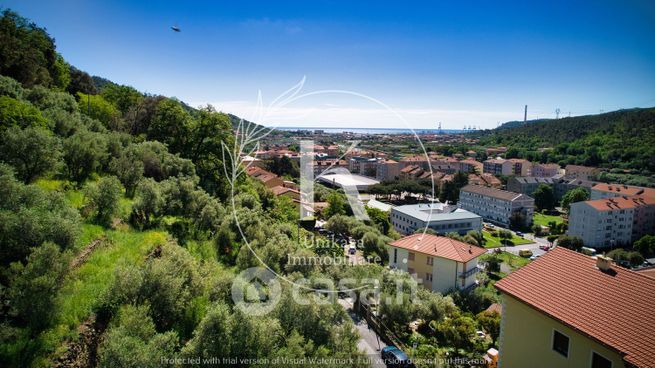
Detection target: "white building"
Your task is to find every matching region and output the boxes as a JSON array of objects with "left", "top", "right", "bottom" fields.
[
  {"left": 390, "top": 203, "right": 482, "bottom": 235},
  {"left": 568, "top": 196, "right": 655, "bottom": 248},
  {"left": 458, "top": 184, "right": 534, "bottom": 228},
  {"left": 388, "top": 234, "right": 487, "bottom": 293}
]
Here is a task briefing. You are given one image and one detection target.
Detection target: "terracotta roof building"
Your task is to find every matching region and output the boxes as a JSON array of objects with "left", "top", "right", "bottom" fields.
[
  {"left": 388, "top": 234, "right": 486, "bottom": 293},
  {"left": 495, "top": 247, "right": 655, "bottom": 368}
]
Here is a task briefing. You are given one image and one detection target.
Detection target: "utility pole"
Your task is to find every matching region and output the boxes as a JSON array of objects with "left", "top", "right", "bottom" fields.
[{"left": 555, "top": 108, "right": 561, "bottom": 119}]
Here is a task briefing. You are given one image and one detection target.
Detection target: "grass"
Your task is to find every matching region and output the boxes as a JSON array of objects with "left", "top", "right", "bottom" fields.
[
  {"left": 482, "top": 230, "right": 533, "bottom": 248},
  {"left": 533, "top": 212, "right": 564, "bottom": 227},
  {"left": 481, "top": 251, "right": 531, "bottom": 271},
  {"left": 31, "top": 228, "right": 168, "bottom": 366}
]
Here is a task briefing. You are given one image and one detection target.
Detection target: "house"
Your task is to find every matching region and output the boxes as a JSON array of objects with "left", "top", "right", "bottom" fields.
[
  {"left": 458, "top": 184, "right": 534, "bottom": 227},
  {"left": 270, "top": 185, "right": 301, "bottom": 202},
  {"left": 388, "top": 234, "right": 486, "bottom": 293},
  {"left": 568, "top": 196, "right": 655, "bottom": 248},
  {"left": 530, "top": 163, "right": 560, "bottom": 177},
  {"left": 564, "top": 164, "right": 601, "bottom": 180},
  {"left": 458, "top": 159, "right": 483, "bottom": 174},
  {"left": 485, "top": 147, "right": 508, "bottom": 156},
  {"left": 245, "top": 167, "right": 283, "bottom": 188},
  {"left": 400, "top": 164, "right": 424, "bottom": 179},
  {"left": 390, "top": 203, "right": 482, "bottom": 235},
  {"left": 495, "top": 247, "right": 655, "bottom": 368}
]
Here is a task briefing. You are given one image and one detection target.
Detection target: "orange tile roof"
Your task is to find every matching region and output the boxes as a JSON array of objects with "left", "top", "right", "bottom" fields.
[
  {"left": 495, "top": 247, "right": 655, "bottom": 368},
  {"left": 636, "top": 267, "right": 655, "bottom": 279},
  {"left": 389, "top": 234, "right": 486, "bottom": 263},
  {"left": 592, "top": 184, "right": 655, "bottom": 199},
  {"left": 584, "top": 196, "right": 655, "bottom": 212}
]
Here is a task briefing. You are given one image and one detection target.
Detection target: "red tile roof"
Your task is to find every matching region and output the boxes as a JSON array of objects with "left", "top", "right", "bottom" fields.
[
  {"left": 389, "top": 234, "right": 486, "bottom": 263},
  {"left": 592, "top": 184, "right": 655, "bottom": 200},
  {"left": 584, "top": 196, "right": 655, "bottom": 212},
  {"left": 495, "top": 247, "right": 655, "bottom": 368}
]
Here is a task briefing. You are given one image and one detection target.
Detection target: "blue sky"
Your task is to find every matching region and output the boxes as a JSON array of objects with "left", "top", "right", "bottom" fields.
[{"left": 4, "top": 0, "right": 655, "bottom": 129}]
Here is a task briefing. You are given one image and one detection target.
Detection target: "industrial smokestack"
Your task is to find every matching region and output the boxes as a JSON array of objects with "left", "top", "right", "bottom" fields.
[{"left": 524, "top": 105, "right": 527, "bottom": 123}]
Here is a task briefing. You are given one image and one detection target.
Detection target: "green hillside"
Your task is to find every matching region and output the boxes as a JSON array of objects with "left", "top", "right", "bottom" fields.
[{"left": 475, "top": 107, "right": 655, "bottom": 186}]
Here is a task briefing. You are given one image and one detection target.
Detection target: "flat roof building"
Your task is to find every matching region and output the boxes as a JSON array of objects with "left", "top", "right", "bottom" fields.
[
  {"left": 390, "top": 203, "right": 482, "bottom": 235},
  {"left": 317, "top": 173, "right": 380, "bottom": 191}
]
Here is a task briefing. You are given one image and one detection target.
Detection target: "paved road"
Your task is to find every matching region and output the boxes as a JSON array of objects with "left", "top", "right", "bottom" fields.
[{"left": 338, "top": 297, "right": 387, "bottom": 368}]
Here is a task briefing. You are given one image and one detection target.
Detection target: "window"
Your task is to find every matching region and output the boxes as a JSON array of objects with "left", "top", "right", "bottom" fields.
[
  {"left": 590, "top": 352, "right": 612, "bottom": 368},
  {"left": 393, "top": 248, "right": 397, "bottom": 263},
  {"left": 427, "top": 256, "right": 434, "bottom": 266},
  {"left": 552, "top": 330, "right": 569, "bottom": 357},
  {"left": 425, "top": 273, "right": 433, "bottom": 281},
  {"left": 408, "top": 267, "right": 415, "bottom": 274},
  {"left": 408, "top": 252, "right": 415, "bottom": 261}
]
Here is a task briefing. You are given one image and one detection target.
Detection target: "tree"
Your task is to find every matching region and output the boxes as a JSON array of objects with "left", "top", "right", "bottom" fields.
[
  {"left": 498, "top": 229, "right": 513, "bottom": 245},
  {"left": 323, "top": 191, "right": 347, "bottom": 219},
  {"left": 561, "top": 187, "right": 589, "bottom": 212},
  {"left": 85, "top": 176, "right": 124, "bottom": 226},
  {"left": 7, "top": 242, "right": 69, "bottom": 332},
  {"left": 181, "top": 302, "right": 234, "bottom": 361},
  {"left": 476, "top": 311, "right": 500, "bottom": 344},
  {"left": 533, "top": 184, "right": 556, "bottom": 211},
  {"left": 63, "top": 129, "right": 107, "bottom": 184},
  {"left": 557, "top": 235, "right": 583, "bottom": 251},
  {"left": 0, "top": 95, "right": 47, "bottom": 130},
  {"left": 0, "top": 126, "right": 61, "bottom": 182},
  {"left": 485, "top": 254, "right": 501, "bottom": 273},
  {"left": 77, "top": 92, "right": 122, "bottom": 130},
  {"left": 98, "top": 304, "right": 178, "bottom": 368},
  {"left": 131, "top": 179, "right": 163, "bottom": 228},
  {"left": 366, "top": 206, "right": 391, "bottom": 235},
  {"left": 109, "top": 152, "right": 144, "bottom": 197},
  {"left": 435, "top": 313, "right": 477, "bottom": 350},
  {"left": 634, "top": 235, "right": 655, "bottom": 258},
  {"left": 67, "top": 66, "right": 97, "bottom": 95}
]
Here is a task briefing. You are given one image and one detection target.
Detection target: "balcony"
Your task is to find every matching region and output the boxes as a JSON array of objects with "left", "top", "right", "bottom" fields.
[{"left": 460, "top": 266, "right": 480, "bottom": 278}]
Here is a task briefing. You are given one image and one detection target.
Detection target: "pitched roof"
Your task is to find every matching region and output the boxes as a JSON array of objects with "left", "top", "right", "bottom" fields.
[
  {"left": 592, "top": 183, "right": 655, "bottom": 199},
  {"left": 495, "top": 247, "right": 655, "bottom": 368},
  {"left": 460, "top": 184, "right": 527, "bottom": 202},
  {"left": 582, "top": 196, "right": 655, "bottom": 212},
  {"left": 389, "top": 233, "right": 486, "bottom": 263}
]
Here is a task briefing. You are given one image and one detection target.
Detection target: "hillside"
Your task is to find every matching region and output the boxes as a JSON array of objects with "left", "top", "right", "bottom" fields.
[
  {"left": 475, "top": 108, "right": 655, "bottom": 184},
  {"left": 0, "top": 8, "right": 371, "bottom": 368}
]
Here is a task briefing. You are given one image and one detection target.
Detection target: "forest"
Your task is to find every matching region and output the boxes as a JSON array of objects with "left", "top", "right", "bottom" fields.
[{"left": 475, "top": 108, "right": 655, "bottom": 186}]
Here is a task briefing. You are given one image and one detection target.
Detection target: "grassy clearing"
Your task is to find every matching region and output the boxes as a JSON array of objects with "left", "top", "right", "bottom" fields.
[
  {"left": 33, "top": 228, "right": 168, "bottom": 366},
  {"left": 533, "top": 213, "right": 564, "bottom": 227},
  {"left": 481, "top": 251, "right": 531, "bottom": 271},
  {"left": 482, "top": 230, "right": 532, "bottom": 248}
]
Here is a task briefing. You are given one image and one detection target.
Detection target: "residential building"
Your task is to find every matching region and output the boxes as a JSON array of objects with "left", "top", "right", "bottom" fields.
[
  {"left": 390, "top": 203, "right": 482, "bottom": 235},
  {"left": 270, "top": 185, "right": 301, "bottom": 202},
  {"left": 590, "top": 183, "right": 655, "bottom": 201},
  {"left": 458, "top": 159, "right": 483, "bottom": 174},
  {"left": 400, "top": 164, "right": 424, "bottom": 179},
  {"left": 485, "top": 147, "right": 508, "bottom": 156},
  {"left": 458, "top": 184, "right": 534, "bottom": 227},
  {"left": 469, "top": 174, "right": 502, "bottom": 189},
  {"left": 508, "top": 158, "right": 532, "bottom": 176},
  {"left": 376, "top": 159, "right": 401, "bottom": 181},
  {"left": 508, "top": 176, "right": 596, "bottom": 201},
  {"left": 483, "top": 158, "right": 513, "bottom": 176},
  {"left": 564, "top": 164, "right": 601, "bottom": 180},
  {"left": 327, "top": 145, "right": 339, "bottom": 156},
  {"left": 568, "top": 196, "right": 655, "bottom": 248},
  {"left": 245, "top": 166, "right": 283, "bottom": 188},
  {"left": 388, "top": 234, "right": 486, "bottom": 293},
  {"left": 349, "top": 156, "right": 380, "bottom": 177},
  {"left": 530, "top": 163, "right": 560, "bottom": 177},
  {"left": 495, "top": 247, "right": 655, "bottom": 368}
]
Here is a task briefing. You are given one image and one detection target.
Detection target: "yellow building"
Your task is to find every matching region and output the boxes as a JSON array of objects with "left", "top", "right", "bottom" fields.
[
  {"left": 495, "top": 248, "right": 655, "bottom": 368},
  {"left": 387, "top": 234, "right": 486, "bottom": 294}
]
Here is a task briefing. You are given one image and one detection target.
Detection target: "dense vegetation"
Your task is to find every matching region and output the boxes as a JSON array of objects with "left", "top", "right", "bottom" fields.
[{"left": 475, "top": 108, "right": 655, "bottom": 186}]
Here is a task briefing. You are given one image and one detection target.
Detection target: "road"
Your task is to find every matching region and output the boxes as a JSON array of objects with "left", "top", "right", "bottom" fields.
[{"left": 338, "top": 297, "right": 387, "bottom": 368}]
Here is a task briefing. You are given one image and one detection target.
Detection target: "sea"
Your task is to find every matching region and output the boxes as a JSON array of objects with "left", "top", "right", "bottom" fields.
[{"left": 269, "top": 127, "right": 467, "bottom": 135}]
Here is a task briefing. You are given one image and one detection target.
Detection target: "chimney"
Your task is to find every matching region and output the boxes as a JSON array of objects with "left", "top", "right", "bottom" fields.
[{"left": 596, "top": 255, "right": 612, "bottom": 272}]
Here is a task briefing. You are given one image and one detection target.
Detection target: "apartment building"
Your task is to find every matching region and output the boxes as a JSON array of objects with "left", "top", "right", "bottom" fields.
[
  {"left": 568, "top": 196, "right": 655, "bottom": 248},
  {"left": 495, "top": 248, "right": 655, "bottom": 368},
  {"left": 564, "top": 164, "right": 600, "bottom": 180},
  {"left": 349, "top": 156, "right": 380, "bottom": 177},
  {"left": 458, "top": 184, "right": 534, "bottom": 227},
  {"left": 508, "top": 159, "right": 532, "bottom": 176},
  {"left": 390, "top": 203, "right": 482, "bottom": 235},
  {"left": 483, "top": 158, "right": 513, "bottom": 176},
  {"left": 388, "top": 234, "right": 486, "bottom": 293},
  {"left": 530, "top": 163, "right": 560, "bottom": 177},
  {"left": 590, "top": 183, "right": 655, "bottom": 201},
  {"left": 376, "top": 159, "right": 401, "bottom": 181}
]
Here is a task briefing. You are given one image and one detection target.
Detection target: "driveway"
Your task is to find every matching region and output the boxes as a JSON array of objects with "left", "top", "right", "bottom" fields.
[{"left": 338, "top": 297, "right": 387, "bottom": 368}]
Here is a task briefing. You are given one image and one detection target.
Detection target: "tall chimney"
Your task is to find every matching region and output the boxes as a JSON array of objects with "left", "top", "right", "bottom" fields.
[{"left": 524, "top": 105, "right": 528, "bottom": 123}]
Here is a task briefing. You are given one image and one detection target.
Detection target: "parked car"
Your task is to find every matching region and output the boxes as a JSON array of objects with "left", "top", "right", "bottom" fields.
[
  {"left": 515, "top": 231, "right": 524, "bottom": 237},
  {"left": 529, "top": 254, "right": 541, "bottom": 260},
  {"left": 519, "top": 249, "right": 533, "bottom": 258},
  {"left": 381, "top": 346, "right": 415, "bottom": 368},
  {"left": 539, "top": 244, "right": 550, "bottom": 251}
]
